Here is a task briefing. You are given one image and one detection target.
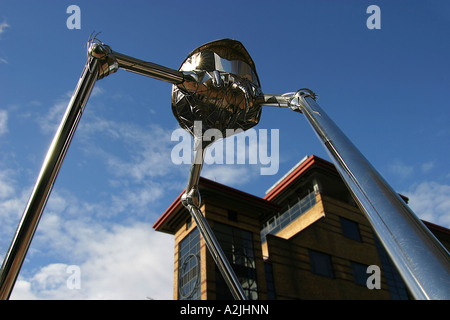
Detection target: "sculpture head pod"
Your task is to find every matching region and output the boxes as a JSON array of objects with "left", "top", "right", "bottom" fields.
[{"left": 171, "top": 39, "right": 263, "bottom": 145}]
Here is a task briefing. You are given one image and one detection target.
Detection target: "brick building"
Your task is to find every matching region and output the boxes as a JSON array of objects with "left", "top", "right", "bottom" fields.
[{"left": 153, "top": 155, "right": 450, "bottom": 300}]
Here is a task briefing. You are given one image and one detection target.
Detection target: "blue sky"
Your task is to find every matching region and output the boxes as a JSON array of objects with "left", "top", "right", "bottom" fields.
[{"left": 0, "top": 0, "right": 449, "bottom": 299}]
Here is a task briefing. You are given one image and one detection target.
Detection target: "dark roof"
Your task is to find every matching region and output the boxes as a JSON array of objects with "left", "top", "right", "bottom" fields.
[{"left": 153, "top": 177, "right": 278, "bottom": 234}]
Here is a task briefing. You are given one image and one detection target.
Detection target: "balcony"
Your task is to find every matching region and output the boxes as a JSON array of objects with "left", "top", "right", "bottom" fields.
[{"left": 261, "top": 191, "right": 317, "bottom": 242}]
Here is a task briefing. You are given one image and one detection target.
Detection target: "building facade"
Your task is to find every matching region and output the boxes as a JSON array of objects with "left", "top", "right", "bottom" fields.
[{"left": 153, "top": 155, "right": 450, "bottom": 300}]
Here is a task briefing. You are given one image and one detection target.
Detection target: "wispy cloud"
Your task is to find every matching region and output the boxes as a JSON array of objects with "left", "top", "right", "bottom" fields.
[
  {"left": 36, "top": 99, "right": 68, "bottom": 134},
  {"left": 388, "top": 160, "right": 414, "bottom": 179},
  {"left": 1, "top": 175, "right": 175, "bottom": 299},
  {"left": 0, "top": 21, "right": 10, "bottom": 63},
  {"left": 78, "top": 114, "right": 185, "bottom": 183},
  {"left": 421, "top": 161, "right": 435, "bottom": 173},
  {"left": 1, "top": 96, "right": 182, "bottom": 299},
  {"left": 0, "top": 110, "right": 7, "bottom": 136},
  {"left": 388, "top": 160, "right": 437, "bottom": 180},
  {"left": 35, "top": 87, "right": 103, "bottom": 134},
  {"left": 0, "top": 168, "right": 31, "bottom": 240},
  {"left": 404, "top": 181, "right": 450, "bottom": 229},
  {"left": 10, "top": 223, "right": 174, "bottom": 299},
  {"left": 202, "top": 165, "right": 255, "bottom": 187},
  {"left": 0, "top": 21, "right": 9, "bottom": 35}
]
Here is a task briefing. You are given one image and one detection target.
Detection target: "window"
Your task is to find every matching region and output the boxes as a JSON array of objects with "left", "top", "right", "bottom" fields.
[
  {"left": 340, "top": 217, "right": 362, "bottom": 241},
  {"left": 214, "top": 222, "right": 258, "bottom": 300},
  {"left": 351, "top": 261, "right": 369, "bottom": 286},
  {"left": 186, "top": 216, "right": 192, "bottom": 230},
  {"left": 309, "top": 249, "right": 334, "bottom": 278},
  {"left": 374, "top": 236, "right": 410, "bottom": 299},
  {"left": 178, "top": 228, "right": 201, "bottom": 300},
  {"left": 228, "top": 210, "right": 238, "bottom": 222}
]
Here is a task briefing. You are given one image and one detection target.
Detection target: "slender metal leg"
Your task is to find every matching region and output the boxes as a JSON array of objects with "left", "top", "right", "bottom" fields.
[
  {"left": 181, "top": 136, "right": 248, "bottom": 300},
  {"left": 96, "top": 42, "right": 247, "bottom": 299},
  {"left": 288, "top": 89, "right": 450, "bottom": 300},
  {"left": 0, "top": 56, "right": 100, "bottom": 300}
]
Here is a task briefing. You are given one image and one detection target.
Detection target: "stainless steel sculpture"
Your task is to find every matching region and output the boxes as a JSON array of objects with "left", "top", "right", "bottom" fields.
[
  {"left": 1, "top": 37, "right": 449, "bottom": 300},
  {"left": 172, "top": 39, "right": 264, "bottom": 300}
]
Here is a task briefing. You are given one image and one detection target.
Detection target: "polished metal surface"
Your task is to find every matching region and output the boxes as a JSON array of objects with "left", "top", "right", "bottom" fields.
[
  {"left": 288, "top": 89, "right": 450, "bottom": 300},
  {"left": 0, "top": 38, "right": 250, "bottom": 300},
  {"left": 173, "top": 39, "right": 263, "bottom": 299},
  {"left": 3, "top": 36, "right": 449, "bottom": 300},
  {"left": 172, "top": 39, "right": 263, "bottom": 140},
  {"left": 0, "top": 54, "right": 100, "bottom": 300},
  {"left": 114, "top": 51, "right": 184, "bottom": 84},
  {"left": 259, "top": 93, "right": 294, "bottom": 108},
  {"left": 88, "top": 40, "right": 184, "bottom": 84},
  {"left": 181, "top": 136, "right": 247, "bottom": 300}
]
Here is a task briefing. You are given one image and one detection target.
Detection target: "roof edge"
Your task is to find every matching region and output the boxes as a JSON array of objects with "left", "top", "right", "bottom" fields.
[{"left": 153, "top": 177, "right": 278, "bottom": 233}]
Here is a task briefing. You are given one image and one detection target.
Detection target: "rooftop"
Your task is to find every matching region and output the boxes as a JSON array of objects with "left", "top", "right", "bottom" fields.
[
  {"left": 153, "top": 155, "right": 338, "bottom": 234},
  {"left": 153, "top": 155, "right": 448, "bottom": 239}
]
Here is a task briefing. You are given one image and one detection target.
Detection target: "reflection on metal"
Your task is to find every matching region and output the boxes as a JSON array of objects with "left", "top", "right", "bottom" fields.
[
  {"left": 1, "top": 37, "right": 449, "bottom": 300},
  {"left": 173, "top": 39, "right": 261, "bottom": 300},
  {"left": 172, "top": 39, "right": 263, "bottom": 139},
  {"left": 0, "top": 37, "right": 248, "bottom": 301},
  {"left": 0, "top": 52, "right": 100, "bottom": 300},
  {"left": 287, "top": 89, "right": 450, "bottom": 300}
]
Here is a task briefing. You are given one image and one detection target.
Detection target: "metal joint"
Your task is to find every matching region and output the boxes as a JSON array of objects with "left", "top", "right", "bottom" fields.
[
  {"left": 288, "top": 88, "right": 317, "bottom": 112},
  {"left": 87, "top": 41, "right": 119, "bottom": 80}
]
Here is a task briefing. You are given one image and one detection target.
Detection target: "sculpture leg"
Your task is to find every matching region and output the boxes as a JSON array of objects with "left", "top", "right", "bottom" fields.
[
  {"left": 0, "top": 56, "right": 101, "bottom": 300},
  {"left": 288, "top": 89, "right": 450, "bottom": 300},
  {"left": 181, "top": 136, "right": 248, "bottom": 300}
]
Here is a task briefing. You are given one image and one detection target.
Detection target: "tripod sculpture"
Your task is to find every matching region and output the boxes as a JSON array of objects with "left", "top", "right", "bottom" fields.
[{"left": 1, "top": 37, "right": 449, "bottom": 300}]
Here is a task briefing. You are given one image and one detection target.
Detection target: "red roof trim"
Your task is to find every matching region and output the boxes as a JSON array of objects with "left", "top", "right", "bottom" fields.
[
  {"left": 152, "top": 191, "right": 184, "bottom": 231},
  {"left": 152, "top": 177, "right": 278, "bottom": 232},
  {"left": 264, "top": 155, "right": 335, "bottom": 202},
  {"left": 200, "top": 177, "right": 278, "bottom": 210}
]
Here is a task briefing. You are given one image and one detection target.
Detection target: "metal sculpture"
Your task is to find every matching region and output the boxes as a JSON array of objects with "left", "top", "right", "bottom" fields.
[{"left": 1, "top": 37, "right": 449, "bottom": 300}]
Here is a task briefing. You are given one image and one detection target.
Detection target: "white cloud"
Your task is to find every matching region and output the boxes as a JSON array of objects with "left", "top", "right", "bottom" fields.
[
  {"left": 421, "top": 161, "right": 435, "bottom": 173},
  {"left": 0, "top": 21, "right": 10, "bottom": 35},
  {"left": 0, "top": 169, "right": 14, "bottom": 199},
  {"left": 404, "top": 181, "right": 450, "bottom": 229},
  {"left": 0, "top": 148, "right": 176, "bottom": 300},
  {"left": 0, "top": 110, "right": 8, "bottom": 136},
  {"left": 110, "top": 181, "right": 165, "bottom": 215},
  {"left": 75, "top": 223, "right": 174, "bottom": 300},
  {"left": 0, "top": 21, "right": 10, "bottom": 63},
  {"left": 78, "top": 115, "right": 184, "bottom": 183},
  {"left": 90, "top": 86, "right": 104, "bottom": 97},
  {"left": 0, "top": 169, "right": 32, "bottom": 241},
  {"left": 36, "top": 99, "right": 68, "bottom": 134},
  {"left": 10, "top": 222, "right": 174, "bottom": 300},
  {"left": 2, "top": 99, "right": 184, "bottom": 299},
  {"left": 11, "top": 279, "right": 38, "bottom": 300},
  {"left": 202, "top": 165, "right": 255, "bottom": 186},
  {"left": 388, "top": 161, "right": 414, "bottom": 179}
]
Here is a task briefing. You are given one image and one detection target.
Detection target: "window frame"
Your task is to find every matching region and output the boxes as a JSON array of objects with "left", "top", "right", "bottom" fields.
[
  {"left": 308, "top": 249, "right": 334, "bottom": 278},
  {"left": 340, "top": 217, "right": 362, "bottom": 242}
]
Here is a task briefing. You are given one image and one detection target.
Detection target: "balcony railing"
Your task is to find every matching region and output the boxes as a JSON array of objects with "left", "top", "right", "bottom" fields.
[{"left": 260, "top": 191, "right": 317, "bottom": 242}]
